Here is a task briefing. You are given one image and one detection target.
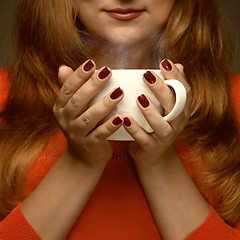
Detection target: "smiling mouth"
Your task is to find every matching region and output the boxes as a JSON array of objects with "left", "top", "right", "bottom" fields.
[{"left": 104, "top": 8, "right": 145, "bottom": 21}]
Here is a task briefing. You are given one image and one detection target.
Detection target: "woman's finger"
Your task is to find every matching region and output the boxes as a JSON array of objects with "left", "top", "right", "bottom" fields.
[
  {"left": 86, "top": 115, "right": 123, "bottom": 143},
  {"left": 159, "top": 59, "right": 192, "bottom": 120},
  {"left": 56, "top": 59, "right": 96, "bottom": 108},
  {"left": 122, "top": 116, "right": 153, "bottom": 148},
  {"left": 71, "top": 87, "right": 124, "bottom": 136},
  {"left": 58, "top": 65, "right": 74, "bottom": 85},
  {"left": 160, "top": 59, "right": 190, "bottom": 94},
  {"left": 143, "top": 70, "right": 175, "bottom": 115},
  {"left": 136, "top": 94, "right": 174, "bottom": 140},
  {"left": 63, "top": 66, "right": 112, "bottom": 119}
]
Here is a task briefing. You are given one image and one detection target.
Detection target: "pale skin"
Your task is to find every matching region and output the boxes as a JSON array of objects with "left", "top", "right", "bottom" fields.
[{"left": 21, "top": 0, "right": 210, "bottom": 239}]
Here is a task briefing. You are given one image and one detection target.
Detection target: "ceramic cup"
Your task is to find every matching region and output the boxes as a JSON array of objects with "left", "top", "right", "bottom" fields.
[{"left": 89, "top": 69, "right": 187, "bottom": 140}]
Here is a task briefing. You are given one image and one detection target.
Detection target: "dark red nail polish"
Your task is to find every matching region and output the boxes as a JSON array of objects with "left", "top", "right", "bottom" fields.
[
  {"left": 113, "top": 116, "right": 122, "bottom": 125},
  {"left": 144, "top": 71, "right": 156, "bottom": 84},
  {"left": 98, "top": 67, "right": 110, "bottom": 79},
  {"left": 124, "top": 117, "right": 131, "bottom": 127},
  {"left": 83, "top": 60, "right": 94, "bottom": 72},
  {"left": 161, "top": 59, "right": 172, "bottom": 72},
  {"left": 110, "top": 87, "right": 123, "bottom": 100},
  {"left": 138, "top": 94, "right": 150, "bottom": 108}
]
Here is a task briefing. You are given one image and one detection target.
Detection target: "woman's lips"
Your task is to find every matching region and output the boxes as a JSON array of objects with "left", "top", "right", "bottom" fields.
[{"left": 105, "top": 8, "right": 145, "bottom": 21}]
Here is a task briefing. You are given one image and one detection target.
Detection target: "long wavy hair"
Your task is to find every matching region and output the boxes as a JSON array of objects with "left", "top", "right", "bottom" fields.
[{"left": 0, "top": 0, "right": 239, "bottom": 226}]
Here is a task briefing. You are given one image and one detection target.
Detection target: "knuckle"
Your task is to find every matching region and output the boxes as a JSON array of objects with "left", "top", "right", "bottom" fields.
[
  {"left": 80, "top": 113, "right": 92, "bottom": 125},
  {"left": 70, "top": 94, "right": 81, "bottom": 108},
  {"left": 53, "top": 105, "right": 64, "bottom": 120},
  {"left": 68, "top": 121, "right": 86, "bottom": 138},
  {"left": 140, "top": 139, "right": 151, "bottom": 148},
  {"left": 68, "top": 132, "right": 77, "bottom": 143},
  {"left": 161, "top": 128, "right": 174, "bottom": 139},
  {"left": 94, "top": 131, "right": 104, "bottom": 141},
  {"left": 57, "top": 118, "right": 68, "bottom": 132},
  {"left": 62, "top": 82, "right": 73, "bottom": 95}
]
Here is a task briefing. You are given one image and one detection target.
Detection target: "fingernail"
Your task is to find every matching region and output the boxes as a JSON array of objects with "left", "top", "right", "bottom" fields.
[
  {"left": 138, "top": 94, "right": 150, "bottom": 108},
  {"left": 98, "top": 67, "right": 110, "bottom": 79},
  {"left": 110, "top": 87, "right": 123, "bottom": 100},
  {"left": 161, "top": 59, "right": 172, "bottom": 72},
  {"left": 123, "top": 117, "right": 131, "bottom": 127},
  {"left": 113, "top": 116, "right": 122, "bottom": 125},
  {"left": 144, "top": 71, "right": 156, "bottom": 84},
  {"left": 83, "top": 60, "right": 94, "bottom": 72}
]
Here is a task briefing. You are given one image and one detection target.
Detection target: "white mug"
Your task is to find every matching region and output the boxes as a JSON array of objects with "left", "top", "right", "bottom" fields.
[{"left": 90, "top": 69, "right": 187, "bottom": 140}]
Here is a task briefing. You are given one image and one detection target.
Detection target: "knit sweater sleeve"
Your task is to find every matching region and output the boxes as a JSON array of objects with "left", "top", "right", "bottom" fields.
[
  {"left": 186, "top": 206, "right": 240, "bottom": 239},
  {"left": 0, "top": 204, "right": 41, "bottom": 240}
]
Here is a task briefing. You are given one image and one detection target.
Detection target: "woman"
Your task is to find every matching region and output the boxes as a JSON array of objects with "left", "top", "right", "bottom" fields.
[{"left": 0, "top": 0, "right": 240, "bottom": 239}]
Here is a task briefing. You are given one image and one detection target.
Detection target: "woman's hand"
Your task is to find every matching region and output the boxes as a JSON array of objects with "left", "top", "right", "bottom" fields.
[
  {"left": 123, "top": 59, "right": 191, "bottom": 168},
  {"left": 123, "top": 60, "right": 211, "bottom": 240},
  {"left": 53, "top": 60, "right": 124, "bottom": 167}
]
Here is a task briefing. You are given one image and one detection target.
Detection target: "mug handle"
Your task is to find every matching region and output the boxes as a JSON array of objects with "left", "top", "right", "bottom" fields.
[{"left": 163, "top": 79, "right": 187, "bottom": 122}]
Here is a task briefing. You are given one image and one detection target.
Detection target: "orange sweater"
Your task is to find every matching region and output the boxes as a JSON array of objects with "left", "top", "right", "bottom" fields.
[{"left": 0, "top": 68, "right": 240, "bottom": 239}]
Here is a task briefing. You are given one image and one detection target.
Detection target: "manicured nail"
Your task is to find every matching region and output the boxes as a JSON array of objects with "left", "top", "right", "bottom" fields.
[
  {"left": 144, "top": 71, "right": 156, "bottom": 84},
  {"left": 113, "top": 116, "right": 122, "bottom": 125},
  {"left": 98, "top": 67, "right": 110, "bottom": 79},
  {"left": 138, "top": 94, "right": 150, "bottom": 108},
  {"left": 110, "top": 87, "right": 123, "bottom": 100},
  {"left": 161, "top": 59, "right": 172, "bottom": 72},
  {"left": 83, "top": 60, "right": 94, "bottom": 72},
  {"left": 123, "top": 117, "right": 131, "bottom": 127}
]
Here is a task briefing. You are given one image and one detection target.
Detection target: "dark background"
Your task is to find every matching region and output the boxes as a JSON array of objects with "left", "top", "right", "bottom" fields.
[{"left": 0, "top": 0, "right": 239, "bottom": 72}]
